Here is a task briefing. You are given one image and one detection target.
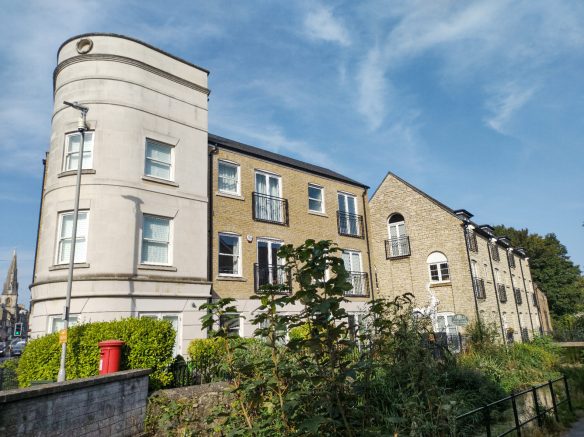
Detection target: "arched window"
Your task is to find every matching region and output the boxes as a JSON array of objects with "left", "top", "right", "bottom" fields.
[
  {"left": 386, "top": 213, "right": 410, "bottom": 257},
  {"left": 427, "top": 252, "right": 450, "bottom": 282}
]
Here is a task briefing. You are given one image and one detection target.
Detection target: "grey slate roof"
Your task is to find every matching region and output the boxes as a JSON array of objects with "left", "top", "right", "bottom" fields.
[{"left": 208, "top": 134, "right": 369, "bottom": 189}]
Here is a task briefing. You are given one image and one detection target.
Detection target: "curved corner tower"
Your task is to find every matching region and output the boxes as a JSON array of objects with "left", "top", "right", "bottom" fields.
[{"left": 30, "top": 34, "right": 211, "bottom": 353}]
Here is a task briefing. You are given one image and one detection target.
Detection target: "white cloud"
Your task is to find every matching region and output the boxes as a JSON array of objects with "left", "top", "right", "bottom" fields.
[
  {"left": 356, "top": 47, "right": 388, "bottom": 131},
  {"left": 303, "top": 6, "right": 350, "bottom": 46},
  {"left": 485, "top": 82, "right": 537, "bottom": 134}
]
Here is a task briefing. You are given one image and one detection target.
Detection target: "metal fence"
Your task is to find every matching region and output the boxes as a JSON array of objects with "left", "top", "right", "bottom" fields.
[
  {"left": 168, "top": 358, "right": 230, "bottom": 388},
  {"left": 455, "top": 375, "right": 572, "bottom": 436}
]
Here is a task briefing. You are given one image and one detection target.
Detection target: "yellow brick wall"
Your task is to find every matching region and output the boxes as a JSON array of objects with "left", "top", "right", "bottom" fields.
[{"left": 211, "top": 148, "right": 372, "bottom": 302}]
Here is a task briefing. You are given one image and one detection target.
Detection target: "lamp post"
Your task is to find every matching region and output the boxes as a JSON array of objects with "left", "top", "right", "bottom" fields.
[{"left": 57, "top": 101, "right": 88, "bottom": 382}]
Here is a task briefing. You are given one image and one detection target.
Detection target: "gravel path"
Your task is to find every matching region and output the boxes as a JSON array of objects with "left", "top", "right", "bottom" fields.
[{"left": 565, "top": 417, "right": 584, "bottom": 436}]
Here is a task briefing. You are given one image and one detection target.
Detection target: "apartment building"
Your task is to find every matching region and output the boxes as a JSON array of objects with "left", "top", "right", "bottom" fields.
[
  {"left": 29, "top": 33, "right": 373, "bottom": 351},
  {"left": 29, "top": 34, "right": 212, "bottom": 354},
  {"left": 208, "top": 135, "right": 373, "bottom": 335},
  {"left": 369, "top": 172, "right": 544, "bottom": 344}
]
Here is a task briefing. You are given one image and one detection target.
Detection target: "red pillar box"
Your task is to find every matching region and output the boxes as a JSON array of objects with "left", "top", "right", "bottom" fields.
[{"left": 98, "top": 340, "right": 125, "bottom": 375}]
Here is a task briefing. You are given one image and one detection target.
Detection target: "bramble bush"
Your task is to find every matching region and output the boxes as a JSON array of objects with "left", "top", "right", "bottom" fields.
[{"left": 17, "top": 317, "right": 175, "bottom": 389}]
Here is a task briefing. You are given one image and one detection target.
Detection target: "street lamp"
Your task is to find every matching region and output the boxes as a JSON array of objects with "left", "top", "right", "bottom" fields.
[{"left": 57, "top": 101, "right": 88, "bottom": 383}]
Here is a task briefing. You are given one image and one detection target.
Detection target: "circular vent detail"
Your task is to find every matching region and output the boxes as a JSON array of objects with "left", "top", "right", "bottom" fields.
[{"left": 76, "top": 38, "right": 93, "bottom": 54}]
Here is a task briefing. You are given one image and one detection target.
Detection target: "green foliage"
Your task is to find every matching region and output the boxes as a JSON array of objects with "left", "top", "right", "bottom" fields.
[
  {"left": 17, "top": 317, "right": 175, "bottom": 389},
  {"left": 0, "top": 357, "right": 20, "bottom": 390},
  {"left": 459, "top": 340, "right": 561, "bottom": 392},
  {"left": 493, "top": 224, "right": 584, "bottom": 318},
  {"left": 200, "top": 239, "right": 484, "bottom": 436}
]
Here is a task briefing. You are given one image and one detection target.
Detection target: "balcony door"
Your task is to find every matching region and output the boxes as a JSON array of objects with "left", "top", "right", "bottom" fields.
[
  {"left": 435, "top": 312, "right": 460, "bottom": 353},
  {"left": 342, "top": 250, "right": 364, "bottom": 295},
  {"left": 257, "top": 239, "right": 284, "bottom": 288},
  {"left": 338, "top": 193, "right": 359, "bottom": 235},
  {"left": 255, "top": 172, "right": 282, "bottom": 223},
  {"left": 387, "top": 214, "right": 408, "bottom": 256}
]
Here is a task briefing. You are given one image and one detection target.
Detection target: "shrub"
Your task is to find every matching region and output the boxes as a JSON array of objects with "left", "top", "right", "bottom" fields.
[{"left": 17, "top": 317, "right": 175, "bottom": 389}]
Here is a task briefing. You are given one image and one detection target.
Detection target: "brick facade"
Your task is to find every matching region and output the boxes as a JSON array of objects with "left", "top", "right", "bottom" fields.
[
  {"left": 209, "top": 137, "right": 373, "bottom": 336},
  {"left": 369, "top": 173, "right": 544, "bottom": 343}
]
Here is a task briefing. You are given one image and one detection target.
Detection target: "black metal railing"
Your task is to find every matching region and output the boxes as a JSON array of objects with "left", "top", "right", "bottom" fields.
[
  {"left": 455, "top": 375, "right": 572, "bottom": 437},
  {"left": 508, "top": 252, "right": 516, "bottom": 268},
  {"left": 514, "top": 287, "right": 523, "bottom": 305},
  {"left": 169, "top": 358, "right": 230, "bottom": 388},
  {"left": 337, "top": 211, "right": 364, "bottom": 238},
  {"left": 521, "top": 328, "right": 530, "bottom": 342},
  {"left": 254, "top": 263, "right": 291, "bottom": 293},
  {"left": 344, "top": 272, "right": 369, "bottom": 297},
  {"left": 490, "top": 243, "right": 500, "bottom": 261},
  {"left": 473, "top": 277, "right": 486, "bottom": 299},
  {"left": 498, "top": 284, "right": 507, "bottom": 303},
  {"left": 385, "top": 236, "right": 411, "bottom": 258},
  {"left": 252, "top": 192, "right": 289, "bottom": 225}
]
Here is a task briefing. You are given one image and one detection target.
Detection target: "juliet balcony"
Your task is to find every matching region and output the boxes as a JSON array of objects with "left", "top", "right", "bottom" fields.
[
  {"left": 252, "top": 192, "right": 289, "bottom": 226},
  {"left": 385, "top": 236, "right": 411, "bottom": 258},
  {"left": 337, "top": 211, "right": 364, "bottom": 238},
  {"left": 344, "top": 272, "right": 369, "bottom": 297},
  {"left": 254, "top": 263, "right": 291, "bottom": 293}
]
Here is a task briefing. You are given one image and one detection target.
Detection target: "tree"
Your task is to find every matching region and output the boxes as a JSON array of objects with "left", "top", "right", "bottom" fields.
[{"left": 493, "top": 225, "right": 584, "bottom": 318}]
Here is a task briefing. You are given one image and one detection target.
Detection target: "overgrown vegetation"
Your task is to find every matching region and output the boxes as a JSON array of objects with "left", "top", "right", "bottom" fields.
[
  {"left": 17, "top": 317, "right": 175, "bottom": 389},
  {"left": 195, "top": 240, "right": 505, "bottom": 436},
  {"left": 459, "top": 321, "right": 562, "bottom": 392}
]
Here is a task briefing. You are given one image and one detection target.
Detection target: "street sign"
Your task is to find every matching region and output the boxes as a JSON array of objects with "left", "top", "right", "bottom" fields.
[
  {"left": 59, "top": 329, "right": 68, "bottom": 344},
  {"left": 452, "top": 314, "right": 469, "bottom": 326}
]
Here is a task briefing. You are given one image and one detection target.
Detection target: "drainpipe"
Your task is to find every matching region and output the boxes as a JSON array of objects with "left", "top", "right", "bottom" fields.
[
  {"left": 206, "top": 145, "right": 219, "bottom": 337},
  {"left": 462, "top": 224, "right": 482, "bottom": 339},
  {"left": 518, "top": 256, "right": 536, "bottom": 335},
  {"left": 361, "top": 189, "right": 375, "bottom": 301},
  {"left": 487, "top": 238, "right": 507, "bottom": 344},
  {"left": 30, "top": 154, "right": 48, "bottom": 313},
  {"left": 505, "top": 247, "right": 524, "bottom": 341}
]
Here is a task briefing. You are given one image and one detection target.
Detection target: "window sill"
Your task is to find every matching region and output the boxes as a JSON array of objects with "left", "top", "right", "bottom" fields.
[
  {"left": 58, "top": 169, "right": 96, "bottom": 178},
  {"left": 138, "top": 264, "right": 177, "bottom": 272},
  {"left": 216, "top": 191, "right": 245, "bottom": 201},
  {"left": 430, "top": 281, "right": 451, "bottom": 288},
  {"left": 142, "top": 175, "right": 179, "bottom": 187},
  {"left": 49, "top": 263, "right": 90, "bottom": 271},
  {"left": 308, "top": 210, "right": 327, "bottom": 217},
  {"left": 216, "top": 275, "right": 247, "bottom": 282}
]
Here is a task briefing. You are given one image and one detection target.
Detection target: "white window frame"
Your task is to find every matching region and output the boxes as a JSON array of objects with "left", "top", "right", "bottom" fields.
[
  {"left": 63, "top": 131, "right": 94, "bottom": 172},
  {"left": 427, "top": 252, "right": 450, "bottom": 283},
  {"left": 218, "top": 160, "right": 241, "bottom": 195},
  {"left": 255, "top": 170, "right": 282, "bottom": 197},
  {"left": 220, "top": 312, "right": 243, "bottom": 337},
  {"left": 48, "top": 314, "right": 79, "bottom": 334},
  {"left": 308, "top": 184, "right": 325, "bottom": 214},
  {"left": 141, "top": 214, "right": 172, "bottom": 266},
  {"left": 55, "top": 210, "right": 89, "bottom": 265},
  {"left": 218, "top": 232, "right": 242, "bottom": 277},
  {"left": 144, "top": 138, "right": 174, "bottom": 181},
  {"left": 139, "top": 312, "right": 182, "bottom": 356}
]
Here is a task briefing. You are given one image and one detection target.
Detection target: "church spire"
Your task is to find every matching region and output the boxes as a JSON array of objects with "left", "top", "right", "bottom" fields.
[{"left": 2, "top": 250, "right": 18, "bottom": 296}]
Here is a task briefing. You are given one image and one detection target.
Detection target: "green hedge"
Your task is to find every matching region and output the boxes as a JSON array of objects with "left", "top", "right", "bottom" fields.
[{"left": 17, "top": 318, "right": 175, "bottom": 389}]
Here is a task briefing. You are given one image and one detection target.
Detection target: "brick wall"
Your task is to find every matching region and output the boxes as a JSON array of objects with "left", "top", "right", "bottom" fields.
[
  {"left": 0, "top": 369, "right": 150, "bottom": 436},
  {"left": 211, "top": 147, "right": 372, "bottom": 302},
  {"left": 369, "top": 174, "right": 542, "bottom": 341}
]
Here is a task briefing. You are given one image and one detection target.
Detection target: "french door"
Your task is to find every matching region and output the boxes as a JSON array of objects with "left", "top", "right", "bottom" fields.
[
  {"left": 257, "top": 239, "right": 286, "bottom": 289},
  {"left": 338, "top": 193, "right": 359, "bottom": 236},
  {"left": 388, "top": 219, "right": 407, "bottom": 256},
  {"left": 255, "top": 172, "right": 282, "bottom": 223},
  {"left": 342, "top": 250, "right": 364, "bottom": 295}
]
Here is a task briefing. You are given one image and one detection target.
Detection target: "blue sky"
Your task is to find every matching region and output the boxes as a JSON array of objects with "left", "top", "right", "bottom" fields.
[{"left": 1, "top": 1, "right": 583, "bottom": 306}]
